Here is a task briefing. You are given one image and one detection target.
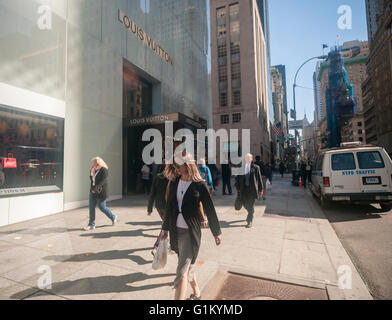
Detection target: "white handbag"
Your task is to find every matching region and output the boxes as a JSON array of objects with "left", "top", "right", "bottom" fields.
[{"left": 152, "top": 237, "right": 168, "bottom": 270}]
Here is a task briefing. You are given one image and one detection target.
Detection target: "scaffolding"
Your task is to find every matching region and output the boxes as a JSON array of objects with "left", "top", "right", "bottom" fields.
[{"left": 325, "top": 46, "right": 356, "bottom": 148}]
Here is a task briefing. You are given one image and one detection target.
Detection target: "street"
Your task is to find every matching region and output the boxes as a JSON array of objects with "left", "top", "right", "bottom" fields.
[
  {"left": 0, "top": 174, "right": 375, "bottom": 300},
  {"left": 321, "top": 201, "right": 392, "bottom": 300}
]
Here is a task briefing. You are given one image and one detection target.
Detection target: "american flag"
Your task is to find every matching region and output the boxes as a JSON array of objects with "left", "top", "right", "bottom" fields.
[{"left": 272, "top": 122, "right": 283, "bottom": 137}]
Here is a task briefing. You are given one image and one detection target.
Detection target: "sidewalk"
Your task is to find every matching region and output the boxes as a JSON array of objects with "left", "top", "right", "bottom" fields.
[{"left": 0, "top": 175, "right": 372, "bottom": 300}]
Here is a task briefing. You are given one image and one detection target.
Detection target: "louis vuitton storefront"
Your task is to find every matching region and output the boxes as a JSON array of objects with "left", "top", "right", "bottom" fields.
[{"left": 0, "top": 0, "right": 210, "bottom": 226}]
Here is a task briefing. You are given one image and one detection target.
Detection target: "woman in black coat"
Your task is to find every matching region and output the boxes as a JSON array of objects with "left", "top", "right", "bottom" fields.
[
  {"left": 148, "top": 164, "right": 178, "bottom": 254},
  {"left": 85, "top": 157, "right": 117, "bottom": 231},
  {"left": 160, "top": 153, "right": 222, "bottom": 300}
]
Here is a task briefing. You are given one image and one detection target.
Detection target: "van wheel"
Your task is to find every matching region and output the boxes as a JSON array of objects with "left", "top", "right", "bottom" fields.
[{"left": 380, "top": 203, "right": 392, "bottom": 211}]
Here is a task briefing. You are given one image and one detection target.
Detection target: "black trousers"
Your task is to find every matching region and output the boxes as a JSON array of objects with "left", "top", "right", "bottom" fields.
[
  {"left": 222, "top": 176, "right": 232, "bottom": 194},
  {"left": 242, "top": 187, "right": 256, "bottom": 224}
]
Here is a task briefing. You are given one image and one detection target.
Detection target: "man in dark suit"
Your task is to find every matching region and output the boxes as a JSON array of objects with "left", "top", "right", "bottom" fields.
[{"left": 235, "top": 154, "right": 263, "bottom": 228}]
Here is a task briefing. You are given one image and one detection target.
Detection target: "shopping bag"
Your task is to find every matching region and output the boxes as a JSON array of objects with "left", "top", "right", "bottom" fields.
[
  {"left": 1, "top": 153, "right": 17, "bottom": 169},
  {"left": 234, "top": 194, "right": 242, "bottom": 211},
  {"left": 267, "top": 179, "right": 272, "bottom": 190},
  {"left": 152, "top": 237, "right": 168, "bottom": 270}
]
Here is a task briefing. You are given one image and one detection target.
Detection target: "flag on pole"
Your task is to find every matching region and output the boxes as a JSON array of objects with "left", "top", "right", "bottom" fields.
[
  {"left": 272, "top": 122, "right": 283, "bottom": 137},
  {"left": 323, "top": 44, "right": 328, "bottom": 49}
]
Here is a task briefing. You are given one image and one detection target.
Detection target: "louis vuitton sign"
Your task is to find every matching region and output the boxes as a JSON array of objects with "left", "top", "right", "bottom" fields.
[{"left": 118, "top": 9, "right": 173, "bottom": 65}]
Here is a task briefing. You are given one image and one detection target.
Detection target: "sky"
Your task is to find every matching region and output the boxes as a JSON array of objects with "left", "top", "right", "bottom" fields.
[{"left": 269, "top": 0, "right": 368, "bottom": 123}]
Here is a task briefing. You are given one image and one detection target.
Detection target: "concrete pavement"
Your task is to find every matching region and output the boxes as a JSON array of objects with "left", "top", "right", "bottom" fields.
[{"left": 0, "top": 175, "right": 373, "bottom": 300}]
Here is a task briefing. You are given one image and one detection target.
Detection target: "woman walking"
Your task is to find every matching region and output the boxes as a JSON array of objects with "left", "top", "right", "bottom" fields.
[
  {"left": 160, "top": 153, "right": 222, "bottom": 300},
  {"left": 84, "top": 157, "right": 117, "bottom": 231},
  {"left": 148, "top": 164, "right": 178, "bottom": 255}
]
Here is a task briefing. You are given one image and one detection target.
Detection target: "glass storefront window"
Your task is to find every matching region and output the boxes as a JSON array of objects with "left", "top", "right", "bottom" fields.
[{"left": 0, "top": 105, "right": 64, "bottom": 197}]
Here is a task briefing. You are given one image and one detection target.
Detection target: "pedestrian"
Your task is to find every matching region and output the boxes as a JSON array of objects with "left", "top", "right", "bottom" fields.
[
  {"left": 255, "top": 156, "right": 267, "bottom": 200},
  {"left": 148, "top": 164, "right": 179, "bottom": 256},
  {"left": 84, "top": 157, "right": 117, "bottom": 231},
  {"left": 266, "top": 163, "right": 273, "bottom": 185},
  {"left": 300, "top": 160, "right": 307, "bottom": 188},
  {"left": 307, "top": 161, "right": 313, "bottom": 185},
  {"left": 221, "top": 162, "right": 232, "bottom": 195},
  {"left": 198, "top": 158, "right": 213, "bottom": 193},
  {"left": 279, "top": 161, "right": 286, "bottom": 177},
  {"left": 160, "top": 152, "right": 222, "bottom": 300},
  {"left": 207, "top": 162, "right": 220, "bottom": 191},
  {"left": 235, "top": 154, "right": 263, "bottom": 228},
  {"left": 141, "top": 163, "right": 151, "bottom": 194}
]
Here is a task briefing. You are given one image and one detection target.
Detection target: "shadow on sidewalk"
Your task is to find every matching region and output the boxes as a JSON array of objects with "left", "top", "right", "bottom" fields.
[
  {"left": 127, "top": 221, "right": 163, "bottom": 227},
  {"left": 11, "top": 272, "right": 175, "bottom": 299},
  {"left": 80, "top": 228, "right": 161, "bottom": 239},
  {"left": 0, "top": 227, "right": 84, "bottom": 236},
  {"left": 43, "top": 247, "right": 154, "bottom": 265},
  {"left": 219, "top": 220, "right": 247, "bottom": 228}
]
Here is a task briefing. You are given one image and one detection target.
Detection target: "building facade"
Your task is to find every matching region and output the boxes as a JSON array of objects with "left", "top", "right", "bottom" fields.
[
  {"left": 270, "top": 66, "right": 285, "bottom": 160},
  {"left": 365, "top": 0, "right": 384, "bottom": 45},
  {"left": 363, "top": 0, "right": 392, "bottom": 154},
  {"left": 317, "top": 41, "right": 369, "bottom": 147},
  {"left": 0, "top": 0, "right": 210, "bottom": 226},
  {"left": 302, "top": 118, "right": 316, "bottom": 161},
  {"left": 210, "top": 0, "right": 271, "bottom": 163},
  {"left": 313, "top": 61, "right": 323, "bottom": 129},
  {"left": 274, "top": 64, "right": 288, "bottom": 136}
]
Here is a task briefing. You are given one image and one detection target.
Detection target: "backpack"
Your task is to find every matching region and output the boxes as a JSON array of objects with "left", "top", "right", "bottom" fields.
[{"left": 199, "top": 166, "right": 207, "bottom": 180}]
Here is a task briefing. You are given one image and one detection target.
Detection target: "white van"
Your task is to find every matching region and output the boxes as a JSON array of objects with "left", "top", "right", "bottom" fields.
[{"left": 311, "top": 144, "right": 392, "bottom": 210}]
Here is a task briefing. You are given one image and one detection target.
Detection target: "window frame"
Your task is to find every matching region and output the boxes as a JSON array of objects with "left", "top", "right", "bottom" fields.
[{"left": 331, "top": 153, "right": 356, "bottom": 171}]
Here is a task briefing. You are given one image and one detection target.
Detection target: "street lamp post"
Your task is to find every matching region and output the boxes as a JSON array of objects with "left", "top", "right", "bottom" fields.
[{"left": 292, "top": 55, "right": 327, "bottom": 169}]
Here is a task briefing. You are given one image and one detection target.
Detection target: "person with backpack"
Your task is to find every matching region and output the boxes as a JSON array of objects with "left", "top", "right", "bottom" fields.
[{"left": 198, "top": 158, "right": 213, "bottom": 193}]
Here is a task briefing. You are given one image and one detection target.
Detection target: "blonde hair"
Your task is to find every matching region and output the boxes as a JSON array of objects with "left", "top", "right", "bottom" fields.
[
  {"left": 176, "top": 152, "right": 204, "bottom": 183},
  {"left": 164, "top": 164, "right": 178, "bottom": 181},
  {"left": 92, "top": 157, "right": 108, "bottom": 170}
]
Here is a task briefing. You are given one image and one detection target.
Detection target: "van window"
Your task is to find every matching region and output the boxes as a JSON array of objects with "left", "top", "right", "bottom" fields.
[
  {"left": 332, "top": 153, "right": 356, "bottom": 171},
  {"left": 357, "top": 151, "right": 385, "bottom": 169},
  {"left": 316, "top": 154, "right": 324, "bottom": 171}
]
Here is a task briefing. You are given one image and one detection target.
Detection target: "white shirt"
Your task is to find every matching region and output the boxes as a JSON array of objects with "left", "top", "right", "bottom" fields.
[
  {"left": 245, "top": 163, "right": 251, "bottom": 175},
  {"left": 176, "top": 180, "right": 192, "bottom": 229}
]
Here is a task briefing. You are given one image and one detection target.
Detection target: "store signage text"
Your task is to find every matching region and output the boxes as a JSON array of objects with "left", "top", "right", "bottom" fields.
[
  {"left": 127, "top": 114, "right": 179, "bottom": 127},
  {"left": 118, "top": 9, "right": 173, "bottom": 65}
]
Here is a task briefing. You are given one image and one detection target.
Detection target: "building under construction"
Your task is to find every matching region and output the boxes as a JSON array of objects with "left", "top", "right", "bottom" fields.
[{"left": 325, "top": 46, "right": 356, "bottom": 148}]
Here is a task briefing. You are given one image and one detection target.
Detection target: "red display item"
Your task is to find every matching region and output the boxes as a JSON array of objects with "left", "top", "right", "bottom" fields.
[{"left": 1, "top": 153, "right": 17, "bottom": 169}]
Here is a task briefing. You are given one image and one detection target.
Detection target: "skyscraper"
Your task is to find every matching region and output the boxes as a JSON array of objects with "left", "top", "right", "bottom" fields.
[
  {"left": 210, "top": 0, "right": 272, "bottom": 163},
  {"left": 365, "top": 0, "right": 383, "bottom": 45},
  {"left": 363, "top": 0, "right": 392, "bottom": 154},
  {"left": 317, "top": 41, "right": 369, "bottom": 146},
  {"left": 274, "top": 64, "right": 288, "bottom": 135},
  {"left": 313, "top": 61, "right": 323, "bottom": 129}
]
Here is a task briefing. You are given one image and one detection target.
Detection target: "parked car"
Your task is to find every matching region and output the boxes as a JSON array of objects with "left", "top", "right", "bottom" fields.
[{"left": 311, "top": 143, "right": 392, "bottom": 210}]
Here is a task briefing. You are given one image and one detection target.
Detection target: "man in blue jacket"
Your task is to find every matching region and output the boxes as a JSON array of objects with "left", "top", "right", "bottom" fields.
[{"left": 198, "top": 158, "right": 213, "bottom": 193}]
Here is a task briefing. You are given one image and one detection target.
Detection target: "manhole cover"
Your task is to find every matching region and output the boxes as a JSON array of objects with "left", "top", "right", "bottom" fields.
[{"left": 214, "top": 273, "right": 329, "bottom": 300}]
